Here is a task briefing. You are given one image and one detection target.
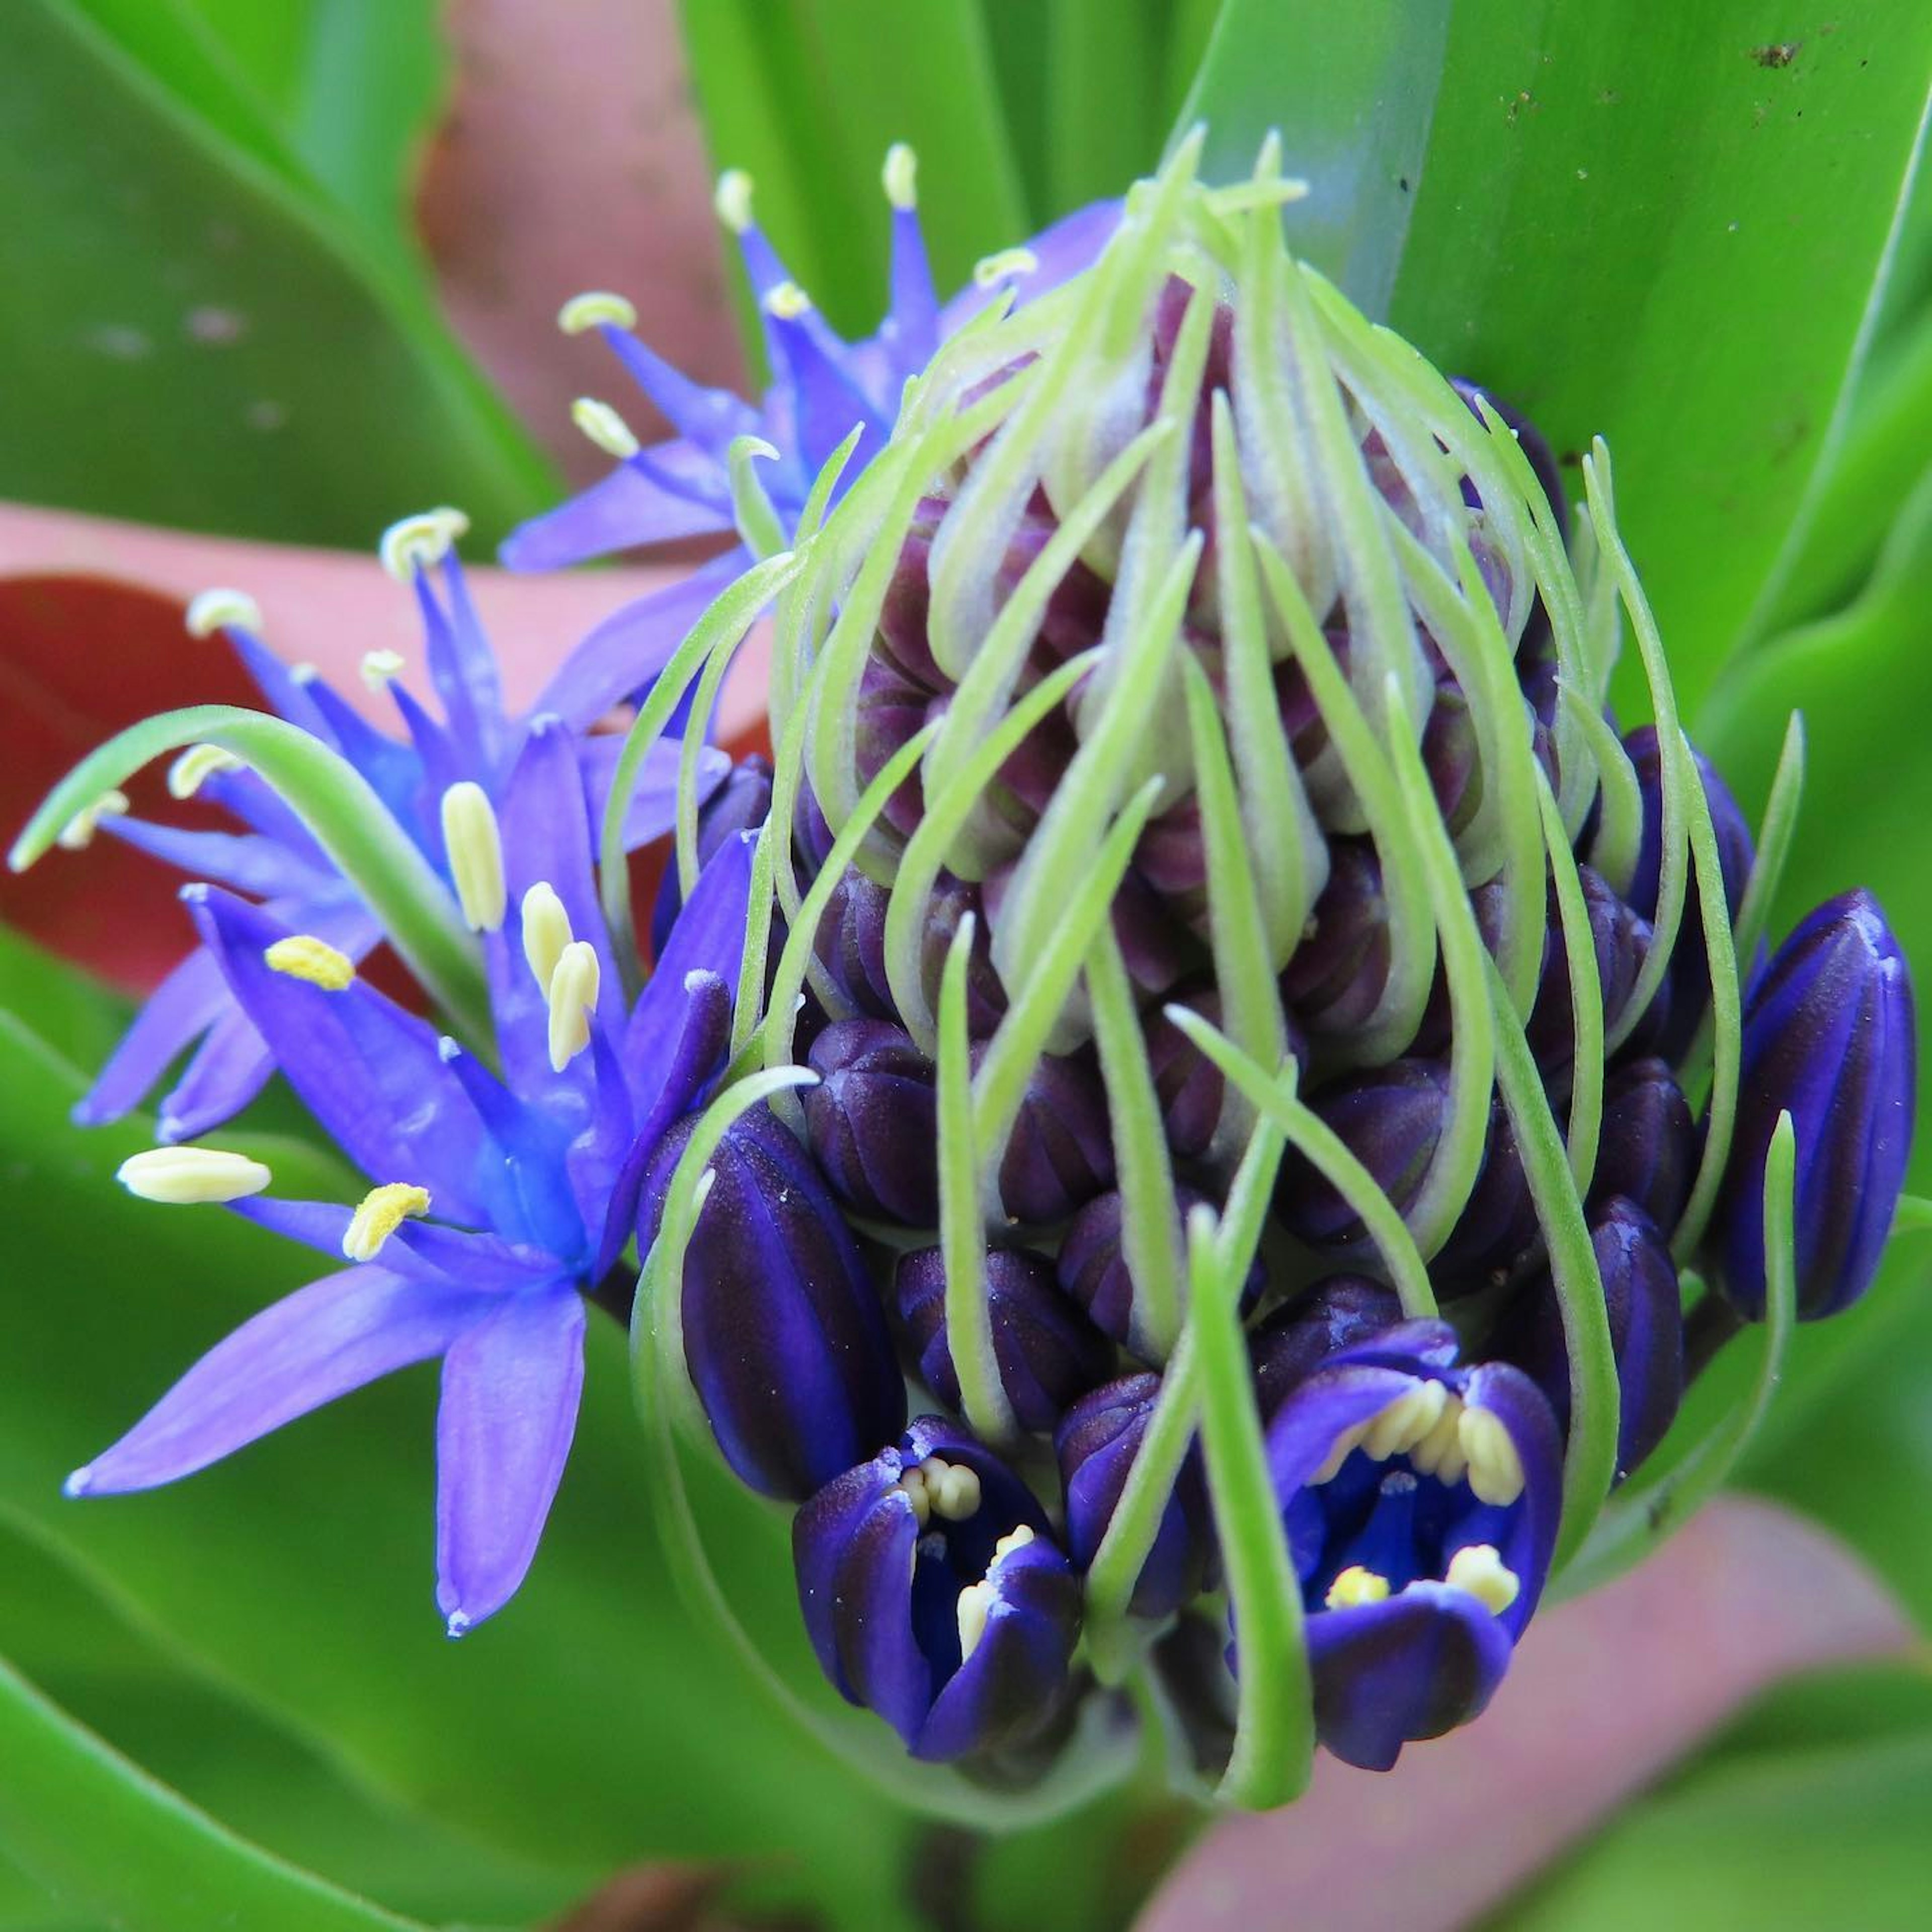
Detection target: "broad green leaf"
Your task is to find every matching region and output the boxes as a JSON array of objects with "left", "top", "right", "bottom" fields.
[
  {"left": 0, "top": 1648, "right": 427, "bottom": 1932},
  {"left": 1173, "top": 0, "right": 1451, "bottom": 321},
  {"left": 0, "top": 1, "right": 554, "bottom": 547},
  {"left": 1390, "top": 7, "right": 1932, "bottom": 717}
]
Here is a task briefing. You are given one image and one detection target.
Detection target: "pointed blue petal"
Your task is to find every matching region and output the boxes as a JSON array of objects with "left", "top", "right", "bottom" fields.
[
  {"left": 101, "top": 817, "right": 336, "bottom": 900},
  {"left": 73, "top": 948, "right": 235, "bottom": 1127},
  {"left": 600, "top": 325, "right": 762, "bottom": 454},
  {"left": 624, "top": 831, "right": 753, "bottom": 1096},
  {"left": 497, "top": 446, "right": 735, "bottom": 574}
]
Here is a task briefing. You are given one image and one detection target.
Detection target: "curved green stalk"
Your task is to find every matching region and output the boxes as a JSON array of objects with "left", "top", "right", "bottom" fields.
[
  {"left": 11, "top": 705, "right": 488, "bottom": 1045},
  {"left": 1537, "top": 767, "right": 1605, "bottom": 1196},
  {"left": 1728, "top": 712, "right": 1807, "bottom": 974}
]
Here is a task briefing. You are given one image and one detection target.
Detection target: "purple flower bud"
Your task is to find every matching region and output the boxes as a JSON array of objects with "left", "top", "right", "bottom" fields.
[
  {"left": 1712, "top": 890, "right": 1915, "bottom": 1319},
  {"left": 1262, "top": 1321, "right": 1562, "bottom": 1769},
  {"left": 854, "top": 655, "right": 938, "bottom": 841},
  {"left": 812, "top": 867, "right": 897, "bottom": 1021},
  {"left": 895, "top": 1246, "right": 1114, "bottom": 1432},
  {"left": 1423, "top": 682, "right": 1483, "bottom": 840},
  {"left": 1431, "top": 1093, "right": 1539, "bottom": 1296},
  {"left": 1059, "top": 1184, "right": 1260, "bottom": 1358},
  {"left": 921, "top": 873, "right": 1007, "bottom": 1039},
  {"left": 649, "top": 755, "right": 772, "bottom": 955},
  {"left": 1144, "top": 986, "right": 1228, "bottom": 1161},
  {"left": 803, "top": 1020, "right": 940, "bottom": 1226},
  {"left": 1591, "top": 1056, "right": 1695, "bottom": 1236},
  {"left": 985, "top": 856, "right": 1193, "bottom": 998},
  {"left": 1056, "top": 1373, "right": 1214, "bottom": 1620},
  {"left": 637, "top": 1106, "right": 906, "bottom": 1500},
  {"left": 974, "top": 1041, "right": 1117, "bottom": 1225},
  {"left": 1278, "top": 1059, "right": 1447, "bottom": 1250},
  {"left": 1280, "top": 840, "right": 1391, "bottom": 1042},
  {"left": 1495, "top": 1197, "right": 1684, "bottom": 1481},
  {"left": 1251, "top": 1276, "right": 1405, "bottom": 1421},
  {"left": 794, "top": 1418, "right": 1081, "bottom": 1761},
  {"left": 1623, "top": 726, "right": 1755, "bottom": 1064}
]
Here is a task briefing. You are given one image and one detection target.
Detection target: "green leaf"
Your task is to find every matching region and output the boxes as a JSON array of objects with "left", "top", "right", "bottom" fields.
[
  {"left": 0, "top": 0, "right": 554, "bottom": 546},
  {"left": 1172, "top": 0, "right": 1452, "bottom": 320},
  {"left": 0, "top": 1648, "right": 428, "bottom": 1932},
  {"left": 1390, "top": 7, "right": 1932, "bottom": 716}
]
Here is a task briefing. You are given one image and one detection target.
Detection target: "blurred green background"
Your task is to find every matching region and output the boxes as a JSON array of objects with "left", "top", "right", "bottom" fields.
[{"left": 3, "top": 3, "right": 1931, "bottom": 1927}]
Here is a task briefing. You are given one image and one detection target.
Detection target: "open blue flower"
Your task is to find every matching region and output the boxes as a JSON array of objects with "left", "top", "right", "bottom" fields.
[
  {"left": 76, "top": 513, "right": 729, "bottom": 1143},
  {"left": 67, "top": 713, "right": 760, "bottom": 1634}
]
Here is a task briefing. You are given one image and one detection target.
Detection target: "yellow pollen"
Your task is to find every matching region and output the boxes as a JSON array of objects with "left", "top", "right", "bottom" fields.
[
  {"left": 1311, "top": 1422, "right": 1367, "bottom": 1485},
  {"left": 380, "top": 507, "right": 469, "bottom": 582},
  {"left": 1458, "top": 1405, "right": 1526, "bottom": 1507},
  {"left": 359, "top": 648, "right": 406, "bottom": 689},
  {"left": 714, "top": 168, "right": 755, "bottom": 234},
  {"left": 440, "top": 782, "right": 506, "bottom": 932},
  {"left": 167, "top": 744, "right": 244, "bottom": 798},
  {"left": 343, "top": 1182, "right": 432, "bottom": 1262},
  {"left": 991, "top": 1523, "right": 1035, "bottom": 1562},
  {"left": 882, "top": 142, "right": 918, "bottom": 210},
  {"left": 1324, "top": 1565, "right": 1392, "bottom": 1611},
  {"left": 1362, "top": 1381, "right": 1448, "bottom": 1461},
  {"left": 56, "top": 790, "right": 129, "bottom": 850},
  {"left": 1409, "top": 1397, "right": 1469, "bottom": 1484},
  {"left": 185, "top": 587, "right": 262, "bottom": 637},
  {"left": 264, "top": 934, "right": 355, "bottom": 991},
  {"left": 763, "top": 281, "right": 813, "bottom": 321},
  {"left": 896, "top": 1464, "right": 933, "bottom": 1527},
  {"left": 572, "top": 396, "right": 640, "bottom": 460},
  {"left": 973, "top": 246, "right": 1039, "bottom": 289},
  {"left": 521, "top": 881, "right": 574, "bottom": 995},
  {"left": 546, "top": 939, "right": 601, "bottom": 1071},
  {"left": 910, "top": 1456, "right": 981, "bottom": 1522},
  {"left": 956, "top": 1576, "right": 997, "bottom": 1663},
  {"left": 118, "top": 1145, "right": 271, "bottom": 1204},
  {"left": 557, "top": 290, "right": 637, "bottom": 335},
  {"left": 1444, "top": 1544, "right": 1521, "bottom": 1616}
]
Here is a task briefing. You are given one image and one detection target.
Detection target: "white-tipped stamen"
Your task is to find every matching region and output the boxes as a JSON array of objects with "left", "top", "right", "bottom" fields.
[
  {"left": 973, "top": 246, "right": 1039, "bottom": 289},
  {"left": 185, "top": 587, "right": 262, "bottom": 637},
  {"left": 118, "top": 1145, "right": 271, "bottom": 1204},
  {"left": 956, "top": 1576, "right": 997, "bottom": 1662},
  {"left": 1324, "top": 1565, "right": 1392, "bottom": 1611},
  {"left": 440, "top": 781, "right": 506, "bottom": 932},
  {"left": 56, "top": 790, "right": 129, "bottom": 850},
  {"left": 1458, "top": 1404, "right": 1527, "bottom": 1507},
  {"left": 546, "top": 939, "right": 600, "bottom": 1071},
  {"left": 882, "top": 142, "right": 918, "bottom": 210},
  {"left": 1443, "top": 1544, "right": 1521, "bottom": 1615},
  {"left": 343, "top": 1181, "right": 431, "bottom": 1262},
  {"left": 1361, "top": 1380, "right": 1448, "bottom": 1461},
  {"left": 379, "top": 507, "right": 469, "bottom": 582},
  {"left": 571, "top": 396, "right": 640, "bottom": 460},
  {"left": 557, "top": 290, "right": 637, "bottom": 335},
  {"left": 763, "top": 281, "right": 813, "bottom": 321},
  {"left": 520, "top": 881, "right": 573, "bottom": 996},
  {"left": 359, "top": 648, "right": 406, "bottom": 689},
  {"left": 263, "top": 934, "right": 355, "bottom": 991},
  {"left": 714, "top": 168, "right": 754, "bottom": 234},
  {"left": 166, "top": 744, "right": 244, "bottom": 798}
]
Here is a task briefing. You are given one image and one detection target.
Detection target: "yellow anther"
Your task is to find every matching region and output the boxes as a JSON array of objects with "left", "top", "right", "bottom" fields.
[
  {"left": 1324, "top": 1565, "right": 1392, "bottom": 1612},
  {"left": 714, "top": 168, "right": 755, "bottom": 234},
  {"left": 896, "top": 1464, "right": 933, "bottom": 1527},
  {"left": 118, "top": 1145, "right": 271, "bottom": 1204},
  {"left": 572, "top": 396, "right": 640, "bottom": 460},
  {"left": 1311, "top": 1422, "right": 1367, "bottom": 1485},
  {"left": 56, "top": 790, "right": 129, "bottom": 850},
  {"left": 359, "top": 648, "right": 406, "bottom": 689},
  {"left": 1362, "top": 1381, "right": 1448, "bottom": 1462},
  {"left": 882, "top": 142, "right": 918, "bottom": 210},
  {"left": 919, "top": 1456, "right": 982, "bottom": 1522},
  {"left": 1458, "top": 1404, "right": 1526, "bottom": 1507},
  {"left": 956, "top": 1576, "right": 997, "bottom": 1663},
  {"left": 379, "top": 507, "right": 469, "bottom": 582},
  {"left": 167, "top": 744, "right": 243, "bottom": 798},
  {"left": 264, "top": 934, "right": 355, "bottom": 991},
  {"left": 546, "top": 939, "right": 601, "bottom": 1071},
  {"left": 557, "top": 289, "right": 637, "bottom": 335},
  {"left": 763, "top": 281, "right": 813, "bottom": 321},
  {"left": 1409, "top": 1396, "right": 1469, "bottom": 1485},
  {"left": 1444, "top": 1544, "right": 1521, "bottom": 1616},
  {"left": 343, "top": 1182, "right": 431, "bottom": 1262},
  {"left": 520, "top": 881, "right": 574, "bottom": 995},
  {"left": 185, "top": 587, "right": 262, "bottom": 637},
  {"left": 973, "top": 246, "right": 1039, "bottom": 289},
  {"left": 440, "top": 781, "right": 506, "bottom": 932},
  {"left": 991, "top": 1523, "right": 1035, "bottom": 1562}
]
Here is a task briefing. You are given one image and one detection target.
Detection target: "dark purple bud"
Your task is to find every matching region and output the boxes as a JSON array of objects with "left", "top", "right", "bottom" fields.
[
  {"left": 1622, "top": 726, "right": 1755, "bottom": 1064},
  {"left": 650, "top": 755, "right": 772, "bottom": 955},
  {"left": 794, "top": 1418, "right": 1081, "bottom": 1761},
  {"left": 1056, "top": 1374, "right": 1214, "bottom": 1620},
  {"left": 895, "top": 1246, "right": 1115, "bottom": 1433},
  {"left": 1250, "top": 1276, "right": 1405, "bottom": 1421},
  {"left": 997, "top": 492, "right": 1112, "bottom": 668},
  {"left": 804, "top": 1020, "right": 940, "bottom": 1227},
  {"left": 973, "top": 1041, "right": 1116, "bottom": 1225},
  {"left": 854, "top": 655, "right": 938, "bottom": 840},
  {"left": 638, "top": 1106, "right": 906, "bottom": 1501},
  {"left": 1528, "top": 864, "right": 1663, "bottom": 1068},
  {"left": 792, "top": 778, "right": 838, "bottom": 873},
  {"left": 1280, "top": 840, "right": 1392, "bottom": 1041},
  {"left": 920, "top": 873, "right": 1007, "bottom": 1039},
  {"left": 812, "top": 867, "right": 897, "bottom": 1021},
  {"left": 1143, "top": 987, "right": 1228, "bottom": 1161},
  {"left": 1059, "top": 1184, "right": 1261, "bottom": 1359},
  {"left": 1278, "top": 1059, "right": 1447, "bottom": 1251},
  {"left": 1712, "top": 890, "right": 1915, "bottom": 1320},
  {"left": 1432, "top": 1093, "right": 1540, "bottom": 1297},
  {"left": 1591, "top": 1056, "right": 1695, "bottom": 1236},
  {"left": 876, "top": 495, "right": 950, "bottom": 690},
  {"left": 1423, "top": 682, "right": 1483, "bottom": 839},
  {"left": 1147, "top": 1614, "right": 1238, "bottom": 1781},
  {"left": 1495, "top": 1197, "right": 1684, "bottom": 1482},
  {"left": 1451, "top": 377, "right": 1569, "bottom": 549}
]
